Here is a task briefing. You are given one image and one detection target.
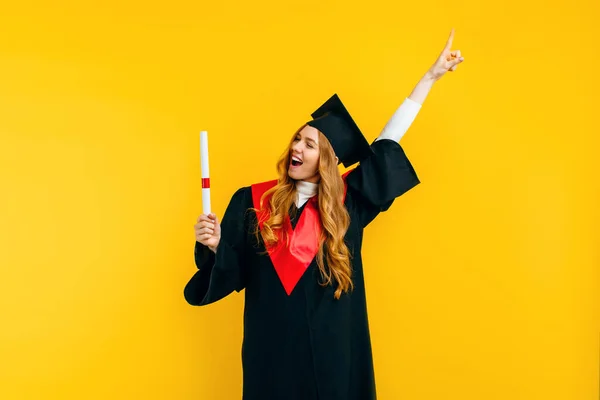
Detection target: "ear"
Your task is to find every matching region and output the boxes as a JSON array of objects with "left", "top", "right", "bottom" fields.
[{"left": 335, "top": 156, "right": 339, "bottom": 164}]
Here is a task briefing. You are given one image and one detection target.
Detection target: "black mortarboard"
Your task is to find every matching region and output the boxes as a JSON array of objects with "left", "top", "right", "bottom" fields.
[{"left": 306, "top": 93, "right": 373, "bottom": 168}]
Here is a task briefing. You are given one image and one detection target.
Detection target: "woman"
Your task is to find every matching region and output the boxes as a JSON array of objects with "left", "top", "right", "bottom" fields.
[{"left": 185, "top": 29, "right": 464, "bottom": 400}]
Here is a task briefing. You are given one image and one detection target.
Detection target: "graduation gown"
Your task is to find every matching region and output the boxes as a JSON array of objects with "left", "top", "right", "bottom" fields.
[{"left": 184, "top": 138, "right": 420, "bottom": 400}]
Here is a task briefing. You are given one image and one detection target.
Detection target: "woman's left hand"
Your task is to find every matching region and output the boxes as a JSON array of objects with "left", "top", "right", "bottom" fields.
[{"left": 426, "top": 28, "right": 464, "bottom": 82}]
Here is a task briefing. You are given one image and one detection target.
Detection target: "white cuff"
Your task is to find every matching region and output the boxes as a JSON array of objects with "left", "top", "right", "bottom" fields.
[{"left": 374, "top": 97, "right": 422, "bottom": 143}]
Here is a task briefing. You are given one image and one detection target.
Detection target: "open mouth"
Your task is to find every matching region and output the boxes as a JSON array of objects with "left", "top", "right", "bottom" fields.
[{"left": 291, "top": 156, "right": 303, "bottom": 167}]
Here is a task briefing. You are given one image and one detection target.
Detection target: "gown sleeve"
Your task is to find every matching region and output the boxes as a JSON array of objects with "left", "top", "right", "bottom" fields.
[
  {"left": 345, "top": 138, "right": 420, "bottom": 228},
  {"left": 183, "top": 186, "right": 251, "bottom": 306}
]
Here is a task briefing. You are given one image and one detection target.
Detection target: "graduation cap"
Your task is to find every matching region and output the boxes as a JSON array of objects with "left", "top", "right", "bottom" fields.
[{"left": 306, "top": 93, "right": 373, "bottom": 168}]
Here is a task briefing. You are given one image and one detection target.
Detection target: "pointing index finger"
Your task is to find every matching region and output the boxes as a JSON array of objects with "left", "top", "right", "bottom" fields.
[{"left": 445, "top": 28, "right": 455, "bottom": 51}]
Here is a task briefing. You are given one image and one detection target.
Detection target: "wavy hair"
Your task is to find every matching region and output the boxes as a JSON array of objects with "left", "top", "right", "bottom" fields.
[{"left": 252, "top": 125, "right": 353, "bottom": 299}]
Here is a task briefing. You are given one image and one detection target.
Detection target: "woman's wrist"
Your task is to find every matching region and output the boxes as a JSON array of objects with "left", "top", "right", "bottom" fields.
[{"left": 423, "top": 70, "right": 437, "bottom": 83}]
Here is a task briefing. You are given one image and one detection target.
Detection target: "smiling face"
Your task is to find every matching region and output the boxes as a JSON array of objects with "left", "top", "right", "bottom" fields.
[{"left": 287, "top": 125, "right": 321, "bottom": 183}]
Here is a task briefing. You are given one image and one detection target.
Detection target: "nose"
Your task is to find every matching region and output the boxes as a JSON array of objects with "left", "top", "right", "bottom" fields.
[{"left": 291, "top": 140, "right": 303, "bottom": 153}]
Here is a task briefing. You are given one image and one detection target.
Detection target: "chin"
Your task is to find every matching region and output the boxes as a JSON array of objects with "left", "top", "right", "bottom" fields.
[
  {"left": 288, "top": 169, "right": 307, "bottom": 182},
  {"left": 287, "top": 170, "right": 301, "bottom": 180},
  {"left": 288, "top": 167, "right": 319, "bottom": 183}
]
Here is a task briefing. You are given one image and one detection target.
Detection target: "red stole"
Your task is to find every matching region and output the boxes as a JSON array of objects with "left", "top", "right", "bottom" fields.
[{"left": 251, "top": 172, "right": 352, "bottom": 295}]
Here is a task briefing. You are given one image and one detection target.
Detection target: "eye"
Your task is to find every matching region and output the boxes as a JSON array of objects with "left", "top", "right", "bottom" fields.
[
  {"left": 293, "top": 136, "right": 300, "bottom": 142},
  {"left": 307, "top": 142, "right": 314, "bottom": 149}
]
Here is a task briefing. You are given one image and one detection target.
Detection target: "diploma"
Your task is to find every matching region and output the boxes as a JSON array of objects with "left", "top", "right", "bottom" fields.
[{"left": 200, "top": 130, "right": 211, "bottom": 215}]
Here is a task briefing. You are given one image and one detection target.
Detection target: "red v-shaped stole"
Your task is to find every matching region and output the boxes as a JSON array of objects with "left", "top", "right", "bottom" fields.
[{"left": 251, "top": 172, "right": 352, "bottom": 295}]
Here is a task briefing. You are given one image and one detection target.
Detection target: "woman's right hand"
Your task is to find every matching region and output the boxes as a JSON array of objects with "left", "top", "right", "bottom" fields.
[{"left": 194, "top": 213, "right": 221, "bottom": 253}]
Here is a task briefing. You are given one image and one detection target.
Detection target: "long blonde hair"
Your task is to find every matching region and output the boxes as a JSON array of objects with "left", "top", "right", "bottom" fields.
[{"left": 253, "top": 125, "right": 353, "bottom": 299}]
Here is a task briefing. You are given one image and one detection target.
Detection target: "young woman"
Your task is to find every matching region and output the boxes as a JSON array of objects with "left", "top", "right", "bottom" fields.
[{"left": 185, "top": 29, "right": 464, "bottom": 400}]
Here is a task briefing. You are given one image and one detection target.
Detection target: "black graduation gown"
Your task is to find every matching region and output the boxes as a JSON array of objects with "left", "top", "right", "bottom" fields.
[{"left": 184, "top": 139, "right": 420, "bottom": 400}]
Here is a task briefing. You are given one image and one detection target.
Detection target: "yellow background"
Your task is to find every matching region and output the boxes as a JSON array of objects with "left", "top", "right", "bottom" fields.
[{"left": 1, "top": 1, "right": 598, "bottom": 399}]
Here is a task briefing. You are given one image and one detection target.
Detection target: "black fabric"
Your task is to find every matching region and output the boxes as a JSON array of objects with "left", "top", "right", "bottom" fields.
[
  {"left": 345, "top": 138, "right": 421, "bottom": 228},
  {"left": 307, "top": 93, "right": 374, "bottom": 168},
  {"left": 184, "top": 139, "right": 420, "bottom": 400}
]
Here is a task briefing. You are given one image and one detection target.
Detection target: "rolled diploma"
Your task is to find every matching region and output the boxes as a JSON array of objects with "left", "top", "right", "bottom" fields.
[{"left": 200, "top": 131, "right": 211, "bottom": 215}]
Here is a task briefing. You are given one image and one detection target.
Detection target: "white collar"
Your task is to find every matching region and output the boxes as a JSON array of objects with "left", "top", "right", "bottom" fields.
[
  {"left": 295, "top": 180, "right": 318, "bottom": 207},
  {"left": 296, "top": 180, "right": 318, "bottom": 196}
]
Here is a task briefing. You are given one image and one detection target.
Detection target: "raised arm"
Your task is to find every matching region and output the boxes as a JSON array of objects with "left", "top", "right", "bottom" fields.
[{"left": 375, "top": 28, "right": 464, "bottom": 143}]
